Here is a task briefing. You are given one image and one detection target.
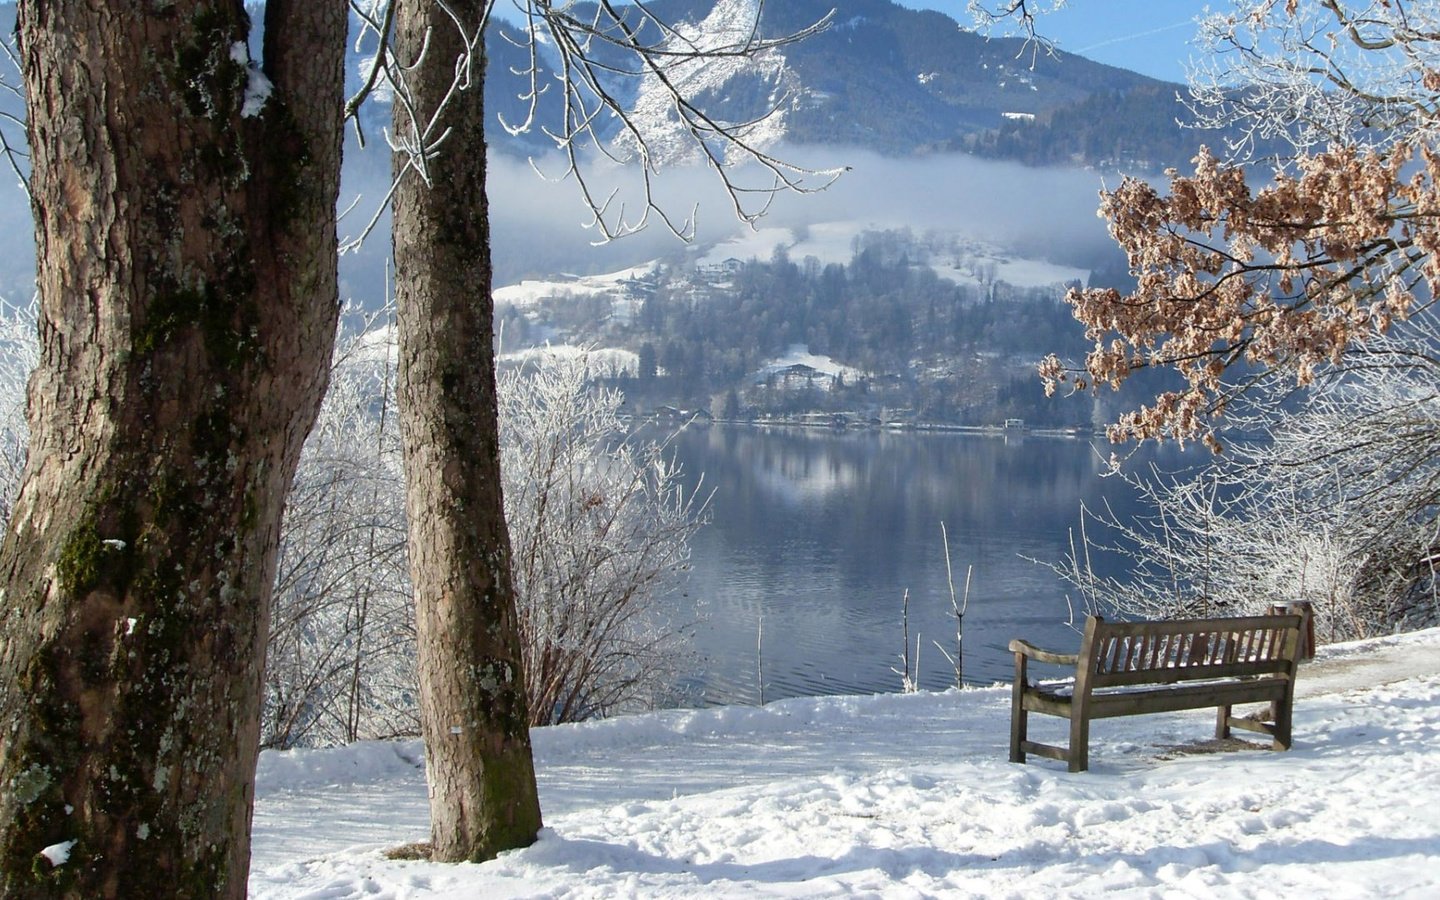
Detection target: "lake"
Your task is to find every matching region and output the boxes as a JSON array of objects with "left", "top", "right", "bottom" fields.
[{"left": 661, "top": 425, "right": 1189, "bottom": 706}]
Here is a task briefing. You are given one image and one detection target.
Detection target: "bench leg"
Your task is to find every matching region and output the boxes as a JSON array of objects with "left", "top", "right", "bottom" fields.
[
  {"left": 1010, "top": 707, "right": 1028, "bottom": 763},
  {"left": 1216, "top": 704, "right": 1232, "bottom": 740},
  {"left": 1272, "top": 694, "right": 1293, "bottom": 751},
  {"left": 1010, "top": 689, "right": 1028, "bottom": 764},
  {"left": 1068, "top": 714, "right": 1089, "bottom": 773},
  {"left": 1010, "top": 653, "right": 1028, "bottom": 764}
]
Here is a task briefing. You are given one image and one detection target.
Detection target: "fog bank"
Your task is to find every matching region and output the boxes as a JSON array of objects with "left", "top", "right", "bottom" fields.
[{"left": 1, "top": 138, "right": 1121, "bottom": 308}]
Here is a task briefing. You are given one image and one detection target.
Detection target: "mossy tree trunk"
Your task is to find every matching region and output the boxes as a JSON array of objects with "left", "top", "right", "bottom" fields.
[
  {"left": 391, "top": 0, "right": 543, "bottom": 863},
  {"left": 0, "top": 2, "right": 345, "bottom": 896}
]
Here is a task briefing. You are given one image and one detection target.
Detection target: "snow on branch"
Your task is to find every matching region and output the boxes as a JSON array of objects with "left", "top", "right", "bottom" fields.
[
  {"left": 1187, "top": 0, "right": 1440, "bottom": 162},
  {"left": 342, "top": 0, "right": 843, "bottom": 250},
  {"left": 965, "top": 0, "right": 1069, "bottom": 68},
  {"left": 1041, "top": 326, "right": 1440, "bottom": 640}
]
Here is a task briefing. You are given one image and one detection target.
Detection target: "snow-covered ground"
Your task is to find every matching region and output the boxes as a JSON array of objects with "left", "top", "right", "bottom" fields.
[
  {"left": 942, "top": 255, "right": 1090, "bottom": 291},
  {"left": 695, "top": 226, "right": 800, "bottom": 269},
  {"left": 754, "top": 344, "right": 868, "bottom": 385},
  {"left": 692, "top": 223, "right": 866, "bottom": 272},
  {"left": 493, "top": 262, "right": 661, "bottom": 310},
  {"left": 250, "top": 627, "right": 1440, "bottom": 898}
]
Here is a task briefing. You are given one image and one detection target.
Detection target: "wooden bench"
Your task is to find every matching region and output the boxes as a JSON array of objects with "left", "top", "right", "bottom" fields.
[{"left": 1009, "top": 613, "right": 1304, "bottom": 772}]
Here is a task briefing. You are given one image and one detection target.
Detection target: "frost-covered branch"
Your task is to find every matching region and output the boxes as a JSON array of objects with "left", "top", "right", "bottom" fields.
[
  {"left": 517, "top": 0, "right": 841, "bottom": 240},
  {"left": 965, "top": 0, "right": 1068, "bottom": 66},
  {"left": 1045, "top": 318, "right": 1440, "bottom": 640},
  {"left": 499, "top": 350, "right": 711, "bottom": 724},
  {"left": 343, "top": 0, "right": 843, "bottom": 249},
  {"left": 1040, "top": 2, "right": 1440, "bottom": 643},
  {"left": 965, "top": 0, "right": 1068, "bottom": 37},
  {"left": 1042, "top": 142, "right": 1440, "bottom": 448},
  {"left": 252, "top": 316, "right": 711, "bottom": 745},
  {"left": 1187, "top": 0, "right": 1440, "bottom": 162},
  {"left": 0, "top": 27, "right": 29, "bottom": 200},
  {"left": 0, "top": 299, "right": 36, "bottom": 529},
  {"left": 265, "top": 305, "right": 415, "bottom": 748},
  {"left": 1045, "top": 5, "right": 1440, "bottom": 445}
]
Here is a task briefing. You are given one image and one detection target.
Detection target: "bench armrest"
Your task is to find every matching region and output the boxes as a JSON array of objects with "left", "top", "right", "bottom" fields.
[{"left": 1008, "top": 639, "right": 1079, "bottom": 667}]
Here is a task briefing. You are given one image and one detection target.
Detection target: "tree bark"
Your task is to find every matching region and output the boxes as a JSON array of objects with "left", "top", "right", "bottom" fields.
[
  {"left": 391, "top": 0, "right": 544, "bottom": 863},
  {"left": 0, "top": 2, "right": 345, "bottom": 896}
]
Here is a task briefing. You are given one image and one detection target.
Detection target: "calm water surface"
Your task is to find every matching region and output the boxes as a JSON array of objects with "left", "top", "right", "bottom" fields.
[{"left": 661, "top": 425, "right": 1188, "bottom": 706}]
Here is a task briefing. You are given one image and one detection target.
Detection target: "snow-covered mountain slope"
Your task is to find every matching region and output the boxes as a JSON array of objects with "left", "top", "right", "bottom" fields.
[{"left": 615, "top": 0, "right": 799, "bottom": 165}]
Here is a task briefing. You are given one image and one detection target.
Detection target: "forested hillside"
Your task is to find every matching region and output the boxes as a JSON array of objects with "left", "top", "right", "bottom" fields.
[
  {"left": 497, "top": 228, "right": 1163, "bottom": 428},
  {"left": 973, "top": 83, "right": 1201, "bottom": 171}
]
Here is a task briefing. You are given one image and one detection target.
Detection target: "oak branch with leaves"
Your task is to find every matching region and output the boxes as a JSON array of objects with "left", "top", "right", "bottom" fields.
[{"left": 1042, "top": 143, "right": 1440, "bottom": 450}]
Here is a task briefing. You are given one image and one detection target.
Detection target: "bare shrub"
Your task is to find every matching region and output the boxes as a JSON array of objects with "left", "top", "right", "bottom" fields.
[
  {"left": 1048, "top": 329, "right": 1440, "bottom": 641},
  {"left": 259, "top": 321, "right": 708, "bottom": 745},
  {"left": 498, "top": 351, "right": 710, "bottom": 725},
  {"left": 264, "top": 310, "right": 416, "bottom": 748}
]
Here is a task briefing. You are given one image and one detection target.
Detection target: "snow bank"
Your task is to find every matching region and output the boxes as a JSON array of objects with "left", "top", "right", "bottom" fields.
[{"left": 254, "top": 740, "right": 424, "bottom": 798}]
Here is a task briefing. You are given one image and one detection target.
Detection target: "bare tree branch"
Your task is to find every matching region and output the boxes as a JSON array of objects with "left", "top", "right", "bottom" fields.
[
  {"left": 965, "top": 0, "right": 1068, "bottom": 68},
  {"left": 343, "top": 0, "right": 845, "bottom": 251},
  {"left": 0, "top": 25, "right": 30, "bottom": 201}
]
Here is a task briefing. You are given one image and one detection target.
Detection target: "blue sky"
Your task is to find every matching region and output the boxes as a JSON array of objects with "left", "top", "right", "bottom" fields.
[{"left": 897, "top": 1, "right": 1215, "bottom": 83}]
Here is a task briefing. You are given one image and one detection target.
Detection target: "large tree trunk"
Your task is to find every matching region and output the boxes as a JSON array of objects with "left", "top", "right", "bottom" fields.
[
  {"left": 0, "top": 2, "right": 345, "bottom": 896},
  {"left": 391, "top": 0, "right": 543, "bottom": 863}
]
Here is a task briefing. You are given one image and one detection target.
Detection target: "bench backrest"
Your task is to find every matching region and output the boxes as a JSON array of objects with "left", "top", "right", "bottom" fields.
[{"left": 1078, "top": 614, "right": 1303, "bottom": 690}]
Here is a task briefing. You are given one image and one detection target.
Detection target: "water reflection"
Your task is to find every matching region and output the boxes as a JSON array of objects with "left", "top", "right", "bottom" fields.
[{"left": 661, "top": 425, "right": 1187, "bottom": 706}]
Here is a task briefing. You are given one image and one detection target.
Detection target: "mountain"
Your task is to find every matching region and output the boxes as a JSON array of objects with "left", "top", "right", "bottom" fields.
[
  {"left": 752, "top": 0, "right": 1184, "bottom": 161},
  {"left": 476, "top": 0, "right": 1208, "bottom": 171},
  {"left": 0, "top": 1, "right": 1210, "bottom": 172},
  {"left": 0, "top": 3, "right": 1191, "bottom": 426}
]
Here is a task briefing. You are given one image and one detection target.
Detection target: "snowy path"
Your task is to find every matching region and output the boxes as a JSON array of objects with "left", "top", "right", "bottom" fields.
[
  {"left": 1295, "top": 627, "right": 1440, "bottom": 696},
  {"left": 250, "top": 627, "right": 1440, "bottom": 898}
]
